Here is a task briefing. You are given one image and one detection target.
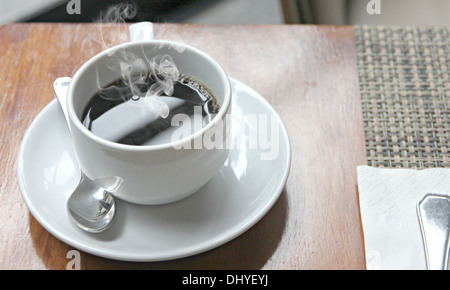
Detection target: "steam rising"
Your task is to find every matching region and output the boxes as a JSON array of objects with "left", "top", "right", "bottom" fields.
[
  {"left": 147, "top": 55, "right": 179, "bottom": 96},
  {"left": 93, "top": 3, "right": 183, "bottom": 119},
  {"left": 95, "top": 2, "right": 137, "bottom": 50}
]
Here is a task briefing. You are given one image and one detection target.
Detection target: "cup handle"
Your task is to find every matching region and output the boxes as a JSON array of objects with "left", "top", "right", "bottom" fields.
[{"left": 129, "top": 22, "right": 154, "bottom": 42}]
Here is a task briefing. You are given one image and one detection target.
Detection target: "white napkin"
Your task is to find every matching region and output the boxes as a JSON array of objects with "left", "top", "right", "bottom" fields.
[{"left": 357, "top": 165, "right": 450, "bottom": 270}]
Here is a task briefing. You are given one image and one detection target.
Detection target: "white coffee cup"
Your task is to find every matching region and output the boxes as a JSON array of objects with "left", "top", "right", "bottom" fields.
[{"left": 60, "top": 22, "right": 231, "bottom": 205}]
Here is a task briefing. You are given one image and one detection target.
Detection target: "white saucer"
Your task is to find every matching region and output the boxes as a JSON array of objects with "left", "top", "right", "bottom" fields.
[{"left": 16, "top": 78, "right": 291, "bottom": 262}]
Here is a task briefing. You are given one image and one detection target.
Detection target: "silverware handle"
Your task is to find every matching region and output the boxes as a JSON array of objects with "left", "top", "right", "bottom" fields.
[
  {"left": 417, "top": 193, "right": 450, "bottom": 270},
  {"left": 53, "top": 77, "right": 72, "bottom": 132}
]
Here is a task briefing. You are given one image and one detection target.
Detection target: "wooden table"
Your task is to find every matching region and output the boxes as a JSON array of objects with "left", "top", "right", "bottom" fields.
[{"left": 0, "top": 23, "right": 367, "bottom": 270}]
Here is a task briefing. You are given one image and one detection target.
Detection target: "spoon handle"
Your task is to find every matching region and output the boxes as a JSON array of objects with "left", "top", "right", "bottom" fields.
[
  {"left": 417, "top": 193, "right": 450, "bottom": 270},
  {"left": 53, "top": 77, "right": 72, "bottom": 131}
]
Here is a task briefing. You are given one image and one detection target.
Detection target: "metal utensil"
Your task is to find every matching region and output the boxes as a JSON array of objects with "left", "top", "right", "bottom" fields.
[
  {"left": 53, "top": 77, "right": 117, "bottom": 233},
  {"left": 417, "top": 193, "right": 450, "bottom": 270}
]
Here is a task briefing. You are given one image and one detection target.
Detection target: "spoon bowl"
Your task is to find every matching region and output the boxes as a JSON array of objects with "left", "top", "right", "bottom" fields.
[
  {"left": 54, "top": 77, "right": 116, "bottom": 233},
  {"left": 67, "top": 170, "right": 116, "bottom": 233}
]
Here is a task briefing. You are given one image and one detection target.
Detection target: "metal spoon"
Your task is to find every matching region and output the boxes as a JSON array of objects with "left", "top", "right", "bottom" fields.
[
  {"left": 53, "top": 77, "right": 117, "bottom": 233},
  {"left": 417, "top": 193, "right": 450, "bottom": 270}
]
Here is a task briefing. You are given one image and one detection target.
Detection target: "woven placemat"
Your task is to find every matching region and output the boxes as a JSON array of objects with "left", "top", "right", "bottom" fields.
[{"left": 355, "top": 25, "right": 450, "bottom": 168}]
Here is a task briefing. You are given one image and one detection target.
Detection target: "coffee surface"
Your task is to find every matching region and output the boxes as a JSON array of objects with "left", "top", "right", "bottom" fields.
[{"left": 82, "top": 74, "right": 220, "bottom": 145}]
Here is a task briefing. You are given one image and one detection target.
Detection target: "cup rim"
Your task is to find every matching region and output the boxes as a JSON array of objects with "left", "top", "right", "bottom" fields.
[{"left": 67, "top": 40, "right": 232, "bottom": 152}]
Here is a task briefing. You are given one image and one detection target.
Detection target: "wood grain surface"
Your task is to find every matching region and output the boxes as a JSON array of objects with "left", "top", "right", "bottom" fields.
[{"left": 0, "top": 23, "right": 367, "bottom": 269}]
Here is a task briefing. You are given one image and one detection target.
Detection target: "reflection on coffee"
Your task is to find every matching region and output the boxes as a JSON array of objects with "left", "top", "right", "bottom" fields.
[{"left": 81, "top": 74, "right": 220, "bottom": 145}]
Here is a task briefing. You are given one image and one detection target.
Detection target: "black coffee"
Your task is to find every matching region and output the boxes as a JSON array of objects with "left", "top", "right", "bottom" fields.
[{"left": 82, "top": 74, "right": 220, "bottom": 145}]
